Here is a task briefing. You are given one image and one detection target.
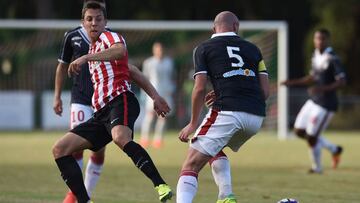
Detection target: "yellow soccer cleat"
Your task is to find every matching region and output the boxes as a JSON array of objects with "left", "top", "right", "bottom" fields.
[
  {"left": 216, "top": 194, "right": 237, "bottom": 203},
  {"left": 155, "top": 184, "right": 173, "bottom": 202}
]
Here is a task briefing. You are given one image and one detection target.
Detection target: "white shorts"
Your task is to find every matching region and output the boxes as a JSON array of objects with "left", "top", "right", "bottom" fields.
[
  {"left": 294, "top": 100, "right": 334, "bottom": 136},
  {"left": 70, "top": 103, "right": 94, "bottom": 129},
  {"left": 190, "top": 109, "right": 264, "bottom": 157}
]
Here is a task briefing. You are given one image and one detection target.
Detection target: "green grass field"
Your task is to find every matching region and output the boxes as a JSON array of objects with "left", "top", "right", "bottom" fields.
[{"left": 0, "top": 131, "right": 359, "bottom": 203}]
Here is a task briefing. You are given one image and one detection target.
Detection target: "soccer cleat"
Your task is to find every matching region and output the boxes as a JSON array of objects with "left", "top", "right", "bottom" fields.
[
  {"left": 216, "top": 194, "right": 237, "bottom": 203},
  {"left": 155, "top": 184, "right": 173, "bottom": 202},
  {"left": 63, "top": 191, "right": 77, "bottom": 203},
  {"left": 332, "top": 146, "right": 343, "bottom": 169}
]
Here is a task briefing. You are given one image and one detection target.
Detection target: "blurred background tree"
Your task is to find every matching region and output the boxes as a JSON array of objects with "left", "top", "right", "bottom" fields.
[
  {"left": 1, "top": 0, "right": 359, "bottom": 93},
  {"left": 0, "top": 0, "right": 359, "bottom": 129}
]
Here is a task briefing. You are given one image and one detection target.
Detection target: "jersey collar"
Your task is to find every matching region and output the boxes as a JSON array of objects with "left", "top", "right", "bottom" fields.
[
  {"left": 211, "top": 32, "right": 238, "bottom": 38},
  {"left": 79, "top": 25, "right": 91, "bottom": 45},
  {"left": 315, "top": 46, "right": 333, "bottom": 55}
]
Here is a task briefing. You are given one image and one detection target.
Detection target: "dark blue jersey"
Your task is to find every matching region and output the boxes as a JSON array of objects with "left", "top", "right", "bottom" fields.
[
  {"left": 193, "top": 32, "right": 268, "bottom": 116},
  {"left": 310, "top": 47, "right": 346, "bottom": 111},
  {"left": 58, "top": 26, "right": 93, "bottom": 105}
]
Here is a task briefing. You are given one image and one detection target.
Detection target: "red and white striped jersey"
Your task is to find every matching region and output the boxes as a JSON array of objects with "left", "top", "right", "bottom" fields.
[{"left": 88, "top": 31, "right": 131, "bottom": 112}]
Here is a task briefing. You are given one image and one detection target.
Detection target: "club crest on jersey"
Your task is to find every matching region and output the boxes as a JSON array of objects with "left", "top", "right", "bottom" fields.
[{"left": 223, "top": 68, "right": 255, "bottom": 78}]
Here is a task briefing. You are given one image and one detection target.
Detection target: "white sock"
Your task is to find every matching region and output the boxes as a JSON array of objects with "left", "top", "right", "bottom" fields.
[
  {"left": 211, "top": 157, "right": 233, "bottom": 200},
  {"left": 318, "top": 136, "right": 337, "bottom": 153},
  {"left": 176, "top": 172, "right": 198, "bottom": 203},
  {"left": 154, "top": 118, "right": 166, "bottom": 141},
  {"left": 309, "top": 142, "right": 322, "bottom": 172},
  {"left": 84, "top": 158, "right": 103, "bottom": 197},
  {"left": 140, "top": 112, "right": 154, "bottom": 141}
]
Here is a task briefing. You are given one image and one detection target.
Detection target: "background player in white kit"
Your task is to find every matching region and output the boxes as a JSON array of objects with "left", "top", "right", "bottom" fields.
[
  {"left": 281, "top": 28, "right": 346, "bottom": 174},
  {"left": 140, "top": 42, "right": 175, "bottom": 149}
]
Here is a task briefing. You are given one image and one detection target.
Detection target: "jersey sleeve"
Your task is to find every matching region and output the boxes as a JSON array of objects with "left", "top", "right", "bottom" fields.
[
  {"left": 256, "top": 48, "right": 268, "bottom": 75},
  {"left": 58, "top": 31, "right": 73, "bottom": 64},
  {"left": 192, "top": 45, "right": 208, "bottom": 79},
  {"left": 103, "top": 32, "right": 126, "bottom": 48},
  {"left": 331, "top": 56, "right": 346, "bottom": 81},
  {"left": 258, "top": 60, "right": 268, "bottom": 75}
]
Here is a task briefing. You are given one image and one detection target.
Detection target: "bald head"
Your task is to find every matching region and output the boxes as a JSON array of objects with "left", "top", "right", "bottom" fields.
[{"left": 213, "top": 11, "right": 239, "bottom": 34}]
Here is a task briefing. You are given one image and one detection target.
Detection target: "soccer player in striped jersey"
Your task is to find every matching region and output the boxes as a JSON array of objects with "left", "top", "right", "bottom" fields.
[
  {"left": 176, "top": 11, "right": 269, "bottom": 203},
  {"left": 54, "top": 1, "right": 171, "bottom": 202},
  {"left": 52, "top": 2, "right": 172, "bottom": 203},
  {"left": 281, "top": 29, "right": 346, "bottom": 174}
]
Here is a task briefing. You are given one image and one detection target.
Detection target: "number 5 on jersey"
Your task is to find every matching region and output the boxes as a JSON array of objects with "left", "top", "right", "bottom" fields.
[{"left": 227, "top": 46, "right": 244, "bottom": 67}]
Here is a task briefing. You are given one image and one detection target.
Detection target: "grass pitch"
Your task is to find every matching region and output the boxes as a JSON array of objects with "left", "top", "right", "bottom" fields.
[{"left": 0, "top": 130, "right": 359, "bottom": 203}]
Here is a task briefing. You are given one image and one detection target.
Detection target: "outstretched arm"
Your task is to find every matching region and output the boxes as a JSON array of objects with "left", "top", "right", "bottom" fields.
[
  {"left": 128, "top": 64, "right": 170, "bottom": 117},
  {"left": 281, "top": 75, "right": 314, "bottom": 87},
  {"left": 53, "top": 62, "right": 69, "bottom": 116}
]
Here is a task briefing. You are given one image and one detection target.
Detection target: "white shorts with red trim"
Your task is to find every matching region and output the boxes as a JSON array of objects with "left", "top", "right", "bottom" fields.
[
  {"left": 294, "top": 100, "right": 334, "bottom": 136},
  {"left": 70, "top": 103, "right": 94, "bottom": 129},
  {"left": 190, "top": 109, "right": 264, "bottom": 157}
]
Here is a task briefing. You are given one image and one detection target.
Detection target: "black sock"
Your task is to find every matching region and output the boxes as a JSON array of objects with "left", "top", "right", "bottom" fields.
[
  {"left": 55, "top": 155, "right": 90, "bottom": 203},
  {"left": 123, "top": 141, "right": 166, "bottom": 186}
]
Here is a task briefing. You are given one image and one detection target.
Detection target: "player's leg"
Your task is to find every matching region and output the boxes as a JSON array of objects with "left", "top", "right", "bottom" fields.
[
  {"left": 305, "top": 102, "right": 333, "bottom": 173},
  {"left": 63, "top": 103, "right": 91, "bottom": 203},
  {"left": 70, "top": 104, "right": 88, "bottom": 169},
  {"left": 315, "top": 113, "right": 343, "bottom": 169},
  {"left": 212, "top": 111, "right": 263, "bottom": 203},
  {"left": 111, "top": 93, "right": 172, "bottom": 201},
  {"left": 52, "top": 132, "right": 93, "bottom": 203},
  {"left": 153, "top": 116, "right": 166, "bottom": 148},
  {"left": 140, "top": 106, "right": 155, "bottom": 148},
  {"left": 84, "top": 147, "right": 105, "bottom": 197},
  {"left": 54, "top": 115, "right": 111, "bottom": 203},
  {"left": 177, "top": 147, "right": 212, "bottom": 203},
  {"left": 293, "top": 100, "right": 313, "bottom": 140},
  {"left": 209, "top": 150, "right": 234, "bottom": 200},
  {"left": 72, "top": 104, "right": 106, "bottom": 198}
]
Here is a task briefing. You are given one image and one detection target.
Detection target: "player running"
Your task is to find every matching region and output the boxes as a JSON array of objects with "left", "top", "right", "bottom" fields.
[{"left": 281, "top": 29, "right": 346, "bottom": 174}]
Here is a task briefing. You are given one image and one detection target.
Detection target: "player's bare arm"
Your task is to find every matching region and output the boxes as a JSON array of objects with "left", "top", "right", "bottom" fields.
[
  {"left": 128, "top": 64, "right": 170, "bottom": 117},
  {"left": 179, "top": 74, "right": 207, "bottom": 142},
  {"left": 53, "top": 62, "right": 69, "bottom": 116},
  {"left": 68, "top": 43, "right": 126, "bottom": 76},
  {"left": 259, "top": 74, "right": 270, "bottom": 100},
  {"left": 281, "top": 75, "right": 314, "bottom": 87}
]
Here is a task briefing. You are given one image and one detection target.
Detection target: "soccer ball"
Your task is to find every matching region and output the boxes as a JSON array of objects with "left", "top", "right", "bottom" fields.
[{"left": 277, "top": 198, "right": 298, "bottom": 203}]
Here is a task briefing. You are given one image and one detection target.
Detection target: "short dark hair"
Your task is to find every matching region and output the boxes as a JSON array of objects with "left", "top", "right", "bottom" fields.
[
  {"left": 316, "top": 28, "right": 331, "bottom": 38},
  {"left": 83, "top": 0, "right": 106, "bottom": 8},
  {"left": 82, "top": 2, "right": 107, "bottom": 19}
]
